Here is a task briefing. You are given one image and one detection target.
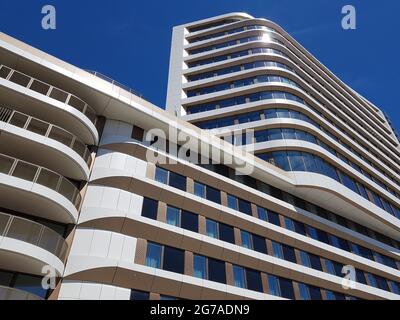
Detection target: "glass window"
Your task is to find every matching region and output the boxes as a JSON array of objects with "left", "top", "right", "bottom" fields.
[
  {"left": 284, "top": 217, "right": 295, "bottom": 232},
  {"left": 268, "top": 128, "right": 283, "bottom": 140},
  {"left": 246, "top": 268, "right": 263, "bottom": 292},
  {"left": 145, "top": 242, "right": 162, "bottom": 268},
  {"left": 141, "top": 198, "right": 158, "bottom": 220},
  {"left": 155, "top": 167, "right": 168, "bottom": 184},
  {"left": 388, "top": 281, "right": 400, "bottom": 295},
  {"left": 181, "top": 210, "right": 198, "bottom": 232},
  {"left": 316, "top": 229, "right": 329, "bottom": 244},
  {"left": 282, "top": 128, "right": 296, "bottom": 140},
  {"left": 206, "top": 185, "right": 221, "bottom": 204},
  {"left": 299, "top": 251, "right": 311, "bottom": 268},
  {"left": 238, "top": 199, "right": 252, "bottom": 215},
  {"left": 241, "top": 231, "right": 252, "bottom": 249},
  {"left": 169, "top": 172, "right": 187, "bottom": 191},
  {"left": 356, "top": 270, "right": 367, "bottom": 285},
  {"left": 13, "top": 275, "right": 47, "bottom": 299},
  {"left": 219, "top": 223, "right": 235, "bottom": 244},
  {"left": 293, "top": 220, "right": 307, "bottom": 236},
  {"left": 166, "top": 206, "right": 180, "bottom": 227},
  {"left": 208, "top": 258, "right": 226, "bottom": 284},
  {"left": 282, "top": 244, "right": 297, "bottom": 263},
  {"left": 298, "top": 283, "right": 311, "bottom": 300},
  {"left": 206, "top": 219, "right": 218, "bottom": 238},
  {"left": 194, "top": 181, "right": 205, "bottom": 198},
  {"left": 267, "top": 275, "right": 281, "bottom": 297},
  {"left": 268, "top": 210, "right": 281, "bottom": 226},
  {"left": 272, "top": 241, "right": 284, "bottom": 259},
  {"left": 257, "top": 206, "right": 267, "bottom": 221},
  {"left": 325, "top": 290, "right": 335, "bottom": 300},
  {"left": 287, "top": 151, "right": 306, "bottom": 171},
  {"left": 273, "top": 151, "right": 291, "bottom": 171},
  {"left": 227, "top": 194, "right": 238, "bottom": 210},
  {"left": 163, "top": 246, "right": 184, "bottom": 274},
  {"left": 130, "top": 290, "right": 149, "bottom": 300},
  {"left": 193, "top": 254, "right": 207, "bottom": 279},
  {"left": 309, "top": 254, "right": 323, "bottom": 271},
  {"left": 367, "top": 273, "right": 378, "bottom": 288},
  {"left": 252, "top": 234, "right": 267, "bottom": 254},
  {"left": 309, "top": 286, "right": 322, "bottom": 300},
  {"left": 279, "top": 277, "right": 295, "bottom": 299},
  {"left": 324, "top": 259, "right": 336, "bottom": 275},
  {"left": 233, "top": 265, "right": 246, "bottom": 288}
]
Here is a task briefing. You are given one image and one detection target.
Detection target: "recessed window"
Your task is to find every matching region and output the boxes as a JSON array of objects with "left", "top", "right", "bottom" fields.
[
  {"left": 141, "top": 198, "right": 158, "bottom": 220},
  {"left": 169, "top": 172, "right": 187, "bottom": 191},
  {"left": 206, "top": 185, "right": 221, "bottom": 204},
  {"left": 227, "top": 194, "right": 238, "bottom": 210},
  {"left": 298, "top": 283, "right": 311, "bottom": 300},
  {"left": 130, "top": 289, "right": 149, "bottom": 300},
  {"left": 155, "top": 167, "right": 168, "bottom": 184},
  {"left": 219, "top": 223, "right": 235, "bottom": 244},
  {"left": 163, "top": 246, "right": 184, "bottom": 274},
  {"left": 193, "top": 254, "right": 207, "bottom": 279},
  {"left": 267, "top": 275, "right": 280, "bottom": 297},
  {"left": 181, "top": 210, "right": 198, "bottom": 232},
  {"left": 240, "top": 231, "right": 252, "bottom": 249},
  {"left": 166, "top": 206, "right": 180, "bottom": 227},
  {"left": 145, "top": 242, "right": 162, "bottom": 269},
  {"left": 194, "top": 181, "right": 205, "bottom": 198},
  {"left": 252, "top": 234, "right": 267, "bottom": 254},
  {"left": 238, "top": 199, "right": 252, "bottom": 215},
  {"left": 279, "top": 277, "right": 295, "bottom": 299},
  {"left": 233, "top": 265, "right": 246, "bottom": 288},
  {"left": 208, "top": 258, "right": 226, "bottom": 284},
  {"left": 245, "top": 268, "right": 263, "bottom": 293},
  {"left": 206, "top": 218, "right": 218, "bottom": 238}
]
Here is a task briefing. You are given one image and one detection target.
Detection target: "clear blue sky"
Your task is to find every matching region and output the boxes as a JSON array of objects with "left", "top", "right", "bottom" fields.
[{"left": 0, "top": 0, "right": 399, "bottom": 133}]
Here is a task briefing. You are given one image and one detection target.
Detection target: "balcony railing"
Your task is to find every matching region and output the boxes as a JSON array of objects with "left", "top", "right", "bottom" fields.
[
  {"left": 0, "top": 211, "right": 68, "bottom": 261},
  {"left": 0, "top": 286, "right": 43, "bottom": 300},
  {"left": 85, "top": 70, "right": 144, "bottom": 98},
  {"left": 0, "top": 65, "right": 97, "bottom": 126},
  {"left": 0, "top": 106, "right": 92, "bottom": 167},
  {"left": 0, "top": 153, "right": 82, "bottom": 209}
]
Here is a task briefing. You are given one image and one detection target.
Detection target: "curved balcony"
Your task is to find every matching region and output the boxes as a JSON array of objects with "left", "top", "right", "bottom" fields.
[
  {"left": 0, "top": 153, "right": 80, "bottom": 223},
  {"left": 0, "top": 285, "right": 42, "bottom": 300},
  {"left": 0, "top": 65, "right": 98, "bottom": 145},
  {"left": 0, "top": 106, "right": 91, "bottom": 180},
  {"left": 0, "top": 211, "right": 68, "bottom": 261}
]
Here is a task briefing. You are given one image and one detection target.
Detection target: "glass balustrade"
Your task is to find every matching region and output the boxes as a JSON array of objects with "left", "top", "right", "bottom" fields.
[
  {"left": 0, "top": 153, "right": 81, "bottom": 209},
  {"left": 0, "top": 65, "right": 97, "bottom": 126},
  {"left": 0, "top": 211, "right": 68, "bottom": 261},
  {"left": 0, "top": 106, "right": 92, "bottom": 167}
]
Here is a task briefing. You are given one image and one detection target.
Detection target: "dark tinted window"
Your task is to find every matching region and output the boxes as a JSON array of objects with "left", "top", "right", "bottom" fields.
[
  {"left": 208, "top": 258, "right": 226, "bottom": 284},
  {"left": 356, "top": 270, "right": 367, "bottom": 285},
  {"left": 219, "top": 223, "right": 235, "bottom": 244},
  {"left": 206, "top": 185, "right": 221, "bottom": 204},
  {"left": 181, "top": 210, "right": 198, "bottom": 232},
  {"left": 169, "top": 172, "right": 187, "bottom": 191},
  {"left": 267, "top": 210, "right": 281, "bottom": 226},
  {"left": 130, "top": 290, "right": 149, "bottom": 300},
  {"left": 282, "top": 245, "right": 296, "bottom": 263},
  {"left": 309, "top": 254, "right": 323, "bottom": 271},
  {"left": 141, "top": 198, "right": 158, "bottom": 220},
  {"left": 309, "top": 286, "right": 322, "bottom": 300},
  {"left": 279, "top": 277, "right": 295, "bottom": 299},
  {"left": 238, "top": 199, "right": 252, "bottom": 215},
  {"left": 252, "top": 234, "right": 267, "bottom": 254},
  {"left": 163, "top": 246, "right": 184, "bottom": 274},
  {"left": 245, "top": 269, "right": 263, "bottom": 292}
]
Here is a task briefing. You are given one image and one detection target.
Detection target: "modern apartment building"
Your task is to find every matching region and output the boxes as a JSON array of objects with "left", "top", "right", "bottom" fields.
[{"left": 0, "top": 11, "right": 399, "bottom": 301}]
